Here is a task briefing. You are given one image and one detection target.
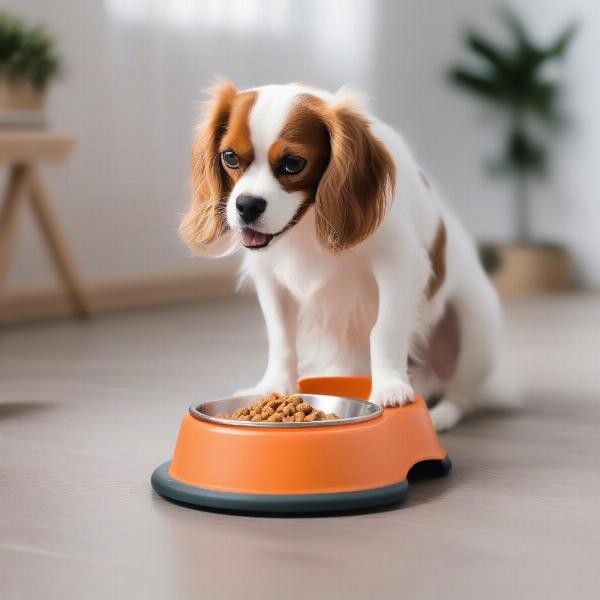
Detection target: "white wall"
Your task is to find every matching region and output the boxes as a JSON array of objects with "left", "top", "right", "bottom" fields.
[{"left": 4, "top": 0, "right": 600, "bottom": 288}]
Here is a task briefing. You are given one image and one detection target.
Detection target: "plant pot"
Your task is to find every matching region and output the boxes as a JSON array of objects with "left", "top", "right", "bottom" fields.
[
  {"left": 480, "top": 242, "right": 571, "bottom": 298},
  {"left": 0, "top": 75, "right": 45, "bottom": 111}
]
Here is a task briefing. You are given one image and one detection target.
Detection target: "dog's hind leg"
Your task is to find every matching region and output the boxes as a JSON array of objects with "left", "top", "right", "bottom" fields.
[{"left": 429, "top": 276, "right": 502, "bottom": 431}]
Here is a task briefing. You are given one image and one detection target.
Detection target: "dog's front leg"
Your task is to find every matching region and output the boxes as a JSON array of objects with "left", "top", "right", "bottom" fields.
[
  {"left": 234, "top": 273, "right": 298, "bottom": 396},
  {"left": 369, "top": 242, "right": 429, "bottom": 407}
]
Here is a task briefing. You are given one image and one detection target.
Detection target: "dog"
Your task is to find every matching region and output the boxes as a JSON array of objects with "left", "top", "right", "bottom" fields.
[{"left": 181, "top": 81, "right": 503, "bottom": 431}]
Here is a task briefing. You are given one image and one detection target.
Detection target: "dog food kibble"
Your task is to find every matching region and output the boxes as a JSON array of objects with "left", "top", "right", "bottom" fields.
[
  {"left": 216, "top": 393, "right": 340, "bottom": 423},
  {"left": 261, "top": 406, "right": 275, "bottom": 419}
]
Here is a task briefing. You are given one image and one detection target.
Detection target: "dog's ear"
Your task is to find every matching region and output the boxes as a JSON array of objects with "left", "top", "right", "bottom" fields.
[
  {"left": 180, "top": 80, "right": 237, "bottom": 253},
  {"left": 314, "top": 93, "right": 396, "bottom": 252}
]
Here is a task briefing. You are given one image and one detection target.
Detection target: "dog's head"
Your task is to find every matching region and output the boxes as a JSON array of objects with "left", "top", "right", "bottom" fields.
[{"left": 180, "top": 82, "right": 395, "bottom": 254}]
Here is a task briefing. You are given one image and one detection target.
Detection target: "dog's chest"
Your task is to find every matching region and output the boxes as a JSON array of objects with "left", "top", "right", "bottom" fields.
[
  {"left": 272, "top": 247, "right": 377, "bottom": 336},
  {"left": 274, "top": 249, "right": 336, "bottom": 299}
]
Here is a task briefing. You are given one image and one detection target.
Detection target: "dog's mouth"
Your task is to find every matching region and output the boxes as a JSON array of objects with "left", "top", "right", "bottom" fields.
[
  {"left": 239, "top": 202, "right": 313, "bottom": 250},
  {"left": 241, "top": 228, "right": 274, "bottom": 249}
]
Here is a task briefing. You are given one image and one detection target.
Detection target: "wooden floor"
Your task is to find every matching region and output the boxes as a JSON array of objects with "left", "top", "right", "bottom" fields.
[{"left": 1, "top": 294, "right": 599, "bottom": 600}]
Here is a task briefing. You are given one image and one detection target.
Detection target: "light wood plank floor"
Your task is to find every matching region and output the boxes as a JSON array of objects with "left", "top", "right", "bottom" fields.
[{"left": 1, "top": 294, "right": 599, "bottom": 600}]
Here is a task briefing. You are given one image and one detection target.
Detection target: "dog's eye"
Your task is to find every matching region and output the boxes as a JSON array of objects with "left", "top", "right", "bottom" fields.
[
  {"left": 280, "top": 155, "right": 306, "bottom": 175},
  {"left": 222, "top": 150, "right": 240, "bottom": 169}
]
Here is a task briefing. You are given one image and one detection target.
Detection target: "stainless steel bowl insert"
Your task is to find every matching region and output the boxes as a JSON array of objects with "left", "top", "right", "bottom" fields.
[{"left": 190, "top": 394, "right": 382, "bottom": 428}]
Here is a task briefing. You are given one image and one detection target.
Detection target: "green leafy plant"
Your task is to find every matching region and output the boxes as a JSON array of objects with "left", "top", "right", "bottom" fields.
[
  {"left": 0, "top": 12, "right": 61, "bottom": 90},
  {"left": 449, "top": 7, "right": 576, "bottom": 242}
]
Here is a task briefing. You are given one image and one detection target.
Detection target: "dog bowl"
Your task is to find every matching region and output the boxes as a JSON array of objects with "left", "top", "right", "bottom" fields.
[{"left": 151, "top": 376, "right": 451, "bottom": 513}]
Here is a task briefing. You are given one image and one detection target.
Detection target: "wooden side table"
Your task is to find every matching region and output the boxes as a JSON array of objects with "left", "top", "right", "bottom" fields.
[{"left": 0, "top": 132, "right": 92, "bottom": 319}]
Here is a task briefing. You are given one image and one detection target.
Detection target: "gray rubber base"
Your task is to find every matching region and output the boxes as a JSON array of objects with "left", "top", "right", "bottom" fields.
[{"left": 151, "top": 462, "right": 411, "bottom": 514}]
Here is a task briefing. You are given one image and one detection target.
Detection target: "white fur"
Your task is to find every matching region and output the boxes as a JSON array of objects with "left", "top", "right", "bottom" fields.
[{"left": 227, "top": 84, "right": 503, "bottom": 431}]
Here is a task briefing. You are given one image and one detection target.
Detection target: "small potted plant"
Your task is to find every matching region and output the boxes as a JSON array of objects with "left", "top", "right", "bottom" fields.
[
  {"left": 0, "top": 12, "right": 61, "bottom": 111},
  {"left": 449, "top": 8, "right": 576, "bottom": 296}
]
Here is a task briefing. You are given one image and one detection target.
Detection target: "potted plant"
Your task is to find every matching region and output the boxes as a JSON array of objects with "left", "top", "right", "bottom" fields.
[
  {"left": 449, "top": 8, "right": 576, "bottom": 296},
  {"left": 0, "top": 12, "right": 61, "bottom": 112}
]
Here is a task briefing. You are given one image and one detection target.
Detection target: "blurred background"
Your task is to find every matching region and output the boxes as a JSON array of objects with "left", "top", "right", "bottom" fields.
[{"left": 1, "top": 0, "right": 599, "bottom": 323}]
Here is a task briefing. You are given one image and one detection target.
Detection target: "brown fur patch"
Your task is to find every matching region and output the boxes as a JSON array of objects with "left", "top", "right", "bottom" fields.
[
  {"left": 425, "top": 219, "right": 447, "bottom": 299},
  {"left": 290, "top": 94, "right": 396, "bottom": 252},
  {"left": 428, "top": 303, "right": 460, "bottom": 380},
  {"left": 268, "top": 100, "right": 331, "bottom": 200},
  {"left": 219, "top": 91, "right": 257, "bottom": 179},
  {"left": 179, "top": 83, "right": 256, "bottom": 251}
]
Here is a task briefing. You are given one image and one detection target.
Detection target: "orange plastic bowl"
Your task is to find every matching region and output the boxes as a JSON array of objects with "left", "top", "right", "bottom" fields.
[{"left": 151, "top": 376, "right": 451, "bottom": 513}]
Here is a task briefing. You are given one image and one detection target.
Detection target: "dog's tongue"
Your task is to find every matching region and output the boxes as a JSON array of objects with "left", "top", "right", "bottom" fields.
[{"left": 242, "top": 228, "right": 268, "bottom": 247}]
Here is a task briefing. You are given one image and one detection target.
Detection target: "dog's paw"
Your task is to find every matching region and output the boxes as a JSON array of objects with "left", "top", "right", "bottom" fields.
[
  {"left": 370, "top": 380, "right": 415, "bottom": 407},
  {"left": 233, "top": 379, "right": 297, "bottom": 398},
  {"left": 429, "top": 399, "right": 462, "bottom": 432}
]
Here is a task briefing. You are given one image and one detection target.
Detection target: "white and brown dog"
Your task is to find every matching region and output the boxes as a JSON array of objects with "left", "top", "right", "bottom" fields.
[{"left": 181, "top": 81, "right": 503, "bottom": 431}]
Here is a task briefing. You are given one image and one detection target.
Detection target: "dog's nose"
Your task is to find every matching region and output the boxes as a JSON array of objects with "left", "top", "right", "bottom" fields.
[{"left": 236, "top": 195, "right": 267, "bottom": 224}]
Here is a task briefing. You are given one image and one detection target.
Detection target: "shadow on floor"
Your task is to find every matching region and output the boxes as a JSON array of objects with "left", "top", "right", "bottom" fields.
[{"left": 0, "top": 401, "right": 59, "bottom": 420}]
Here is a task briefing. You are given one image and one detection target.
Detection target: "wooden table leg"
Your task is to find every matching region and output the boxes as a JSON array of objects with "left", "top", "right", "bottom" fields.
[
  {"left": 27, "top": 165, "right": 93, "bottom": 319},
  {"left": 0, "top": 163, "right": 29, "bottom": 292}
]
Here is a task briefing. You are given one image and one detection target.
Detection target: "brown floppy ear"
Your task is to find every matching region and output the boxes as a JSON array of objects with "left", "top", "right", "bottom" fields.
[
  {"left": 179, "top": 80, "right": 237, "bottom": 252},
  {"left": 314, "top": 95, "right": 396, "bottom": 252}
]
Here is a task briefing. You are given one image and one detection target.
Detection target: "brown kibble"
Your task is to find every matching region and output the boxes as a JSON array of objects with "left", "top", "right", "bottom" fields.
[
  {"left": 215, "top": 393, "right": 340, "bottom": 424},
  {"left": 261, "top": 406, "right": 275, "bottom": 419}
]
